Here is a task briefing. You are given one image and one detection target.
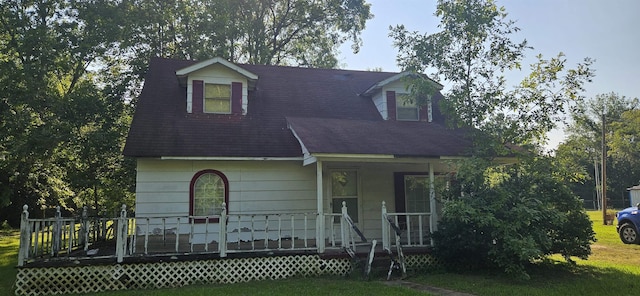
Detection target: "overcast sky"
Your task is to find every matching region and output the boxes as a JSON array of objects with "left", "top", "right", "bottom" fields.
[{"left": 338, "top": 0, "right": 640, "bottom": 149}]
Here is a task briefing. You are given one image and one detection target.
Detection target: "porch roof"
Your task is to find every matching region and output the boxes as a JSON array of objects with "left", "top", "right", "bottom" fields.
[{"left": 286, "top": 117, "right": 473, "bottom": 162}]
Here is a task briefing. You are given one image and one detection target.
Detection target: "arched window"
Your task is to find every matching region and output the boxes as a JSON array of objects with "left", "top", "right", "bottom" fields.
[{"left": 189, "top": 170, "right": 229, "bottom": 222}]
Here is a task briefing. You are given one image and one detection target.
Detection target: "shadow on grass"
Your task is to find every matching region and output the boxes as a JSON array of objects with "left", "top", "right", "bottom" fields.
[
  {"left": 410, "top": 260, "right": 640, "bottom": 296},
  {"left": 0, "top": 230, "right": 19, "bottom": 295}
]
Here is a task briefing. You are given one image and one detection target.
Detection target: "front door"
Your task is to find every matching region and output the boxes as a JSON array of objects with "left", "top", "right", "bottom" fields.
[{"left": 330, "top": 170, "right": 359, "bottom": 223}]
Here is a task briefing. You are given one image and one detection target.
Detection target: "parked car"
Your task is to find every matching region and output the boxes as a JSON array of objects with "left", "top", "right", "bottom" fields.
[{"left": 616, "top": 205, "right": 640, "bottom": 244}]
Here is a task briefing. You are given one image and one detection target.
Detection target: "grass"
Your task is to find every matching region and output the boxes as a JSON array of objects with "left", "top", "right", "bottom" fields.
[
  {"left": 0, "top": 229, "right": 19, "bottom": 296},
  {"left": 1, "top": 211, "right": 639, "bottom": 295},
  {"left": 86, "top": 277, "right": 419, "bottom": 296}
]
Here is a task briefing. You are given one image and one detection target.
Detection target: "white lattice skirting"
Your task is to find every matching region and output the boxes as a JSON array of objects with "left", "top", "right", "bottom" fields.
[{"left": 14, "top": 254, "right": 437, "bottom": 295}]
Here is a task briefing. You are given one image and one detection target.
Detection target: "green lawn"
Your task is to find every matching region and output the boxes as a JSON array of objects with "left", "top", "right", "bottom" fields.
[
  {"left": 0, "top": 229, "right": 19, "bottom": 296},
  {"left": 2, "top": 211, "right": 639, "bottom": 295}
]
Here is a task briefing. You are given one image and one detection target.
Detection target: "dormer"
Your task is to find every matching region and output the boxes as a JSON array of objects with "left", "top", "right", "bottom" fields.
[
  {"left": 176, "top": 57, "right": 258, "bottom": 115},
  {"left": 362, "top": 72, "right": 442, "bottom": 122}
]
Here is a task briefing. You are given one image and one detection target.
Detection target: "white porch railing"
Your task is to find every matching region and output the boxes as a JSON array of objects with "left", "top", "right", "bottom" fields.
[
  {"left": 322, "top": 201, "right": 368, "bottom": 254},
  {"left": 17, "top": 205, "right": 123, "bottom": 266},
  {"left": 18, "top": 201, "right": 433, "bottom": 267},
  {"left": 381, "top": 201, "right": 432, "bottom": 251}
]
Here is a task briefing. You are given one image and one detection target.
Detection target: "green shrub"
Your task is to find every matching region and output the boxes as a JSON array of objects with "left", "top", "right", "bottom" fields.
[
  {"left": 0, "top": 220, "right": 10, "bottom": 231},
  {"left": 432, "top": 156, "right": 596, "bottom": 279}
]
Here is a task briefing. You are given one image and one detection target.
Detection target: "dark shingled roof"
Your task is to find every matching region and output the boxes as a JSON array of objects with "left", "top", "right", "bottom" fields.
[
  {"left": 287, "top": 117, "right": 471, "bottom": 157},
  {"left": 123, "top": 57, "right": 472, "bottom": 158}
]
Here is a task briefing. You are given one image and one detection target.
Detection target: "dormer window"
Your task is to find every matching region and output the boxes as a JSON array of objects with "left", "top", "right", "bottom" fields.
[
  {"left": 176, "top": 57, "right": 258, "bottom": 115},
  {"left": 204, "top": 83, "right": 231, "bottom": 113},
  {"left": 397, "top": 94, "right": 419, "bottom": 121}
]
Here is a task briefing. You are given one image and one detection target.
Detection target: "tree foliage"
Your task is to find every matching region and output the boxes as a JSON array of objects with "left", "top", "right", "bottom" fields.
[
  {"left": 390, "top": 0, "right": 594, "bottom": 147},
  {"left": 556, "top": 93, "right": 639, "bottom": 208},
  {"left": 118, "top": 0, "right": 372, "bottom": 80},
  {"left": 0, "top": 0, "right": 132, "bottom": 224},
  {"left": 433, "top": 156, "right": 596, "bottom": 279}
]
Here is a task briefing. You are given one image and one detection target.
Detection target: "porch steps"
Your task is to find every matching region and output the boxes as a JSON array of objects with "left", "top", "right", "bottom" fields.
[{"left": 348, "top": 250, "right": 408, "bottom": 280}]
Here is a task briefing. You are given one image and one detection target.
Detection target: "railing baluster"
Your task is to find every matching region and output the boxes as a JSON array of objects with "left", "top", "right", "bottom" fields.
[
  {"left": 219, "top": 203, "right": 227, "bottom": 257},
  {"left": 418, "top": 214, "right": 424, "bottom": 245},
  {"left": 29, "top": 221, "right": 35, "bottom": 258},
  {"left": 204, "top": 217, "right": 209, "bottom": 252},
  {"left": 264, "top": 215, "right": 269, "bottom": 249},
  {"left": 236, "top": 215, "right": 241, "bottom": 250},
  {"left": 406, "top": 215, "right": 411, "bottom": 246},
  {"left": 162, "top": 218, "right": 166, "bottom": 246},
  {"left": 82, "top": 207, "right": 89, "bottom": 251},
  {"left": 278, "top": 214, "right": 282, "bottom": 249},
  {"left": 250, "top": 215, "right": 255, "bottom": 251},
  {"left": 175, "top": 217, "right": 180, "bottom": 253},
  {"left": 190, "top": 218, "right": 195, "bottom": 253},
  {"left": 68, "top": 220, "right": 74, "bottom": 255},
  {"left": 145, "top": 218, "right": 150, "bottom": 255},
  {"left": 129, "top": 218, "right": 136, "bottom": 255},
  {"left": 290, "top": 214, "right": 295, "bottom": 250},
  {"left": 34, "top": 221, "right": 41, "bottom": 257},
  {"left": 304, "top": 214, "right": 308, "bottom": 248}
]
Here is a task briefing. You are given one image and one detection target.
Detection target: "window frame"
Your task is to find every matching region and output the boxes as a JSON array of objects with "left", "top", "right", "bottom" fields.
[
  {"left": 203, "top": 83, "right": 232, "bottom": 114},
  {"left": 189, "top": 169, "right": 229, "bottom": 223},
  {"left": 403, "top": 174, "right": 431, "bottom": 213}
]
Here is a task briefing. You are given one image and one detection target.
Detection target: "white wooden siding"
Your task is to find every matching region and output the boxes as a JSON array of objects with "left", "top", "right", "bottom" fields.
[
  {"left": 136, "top": 159, "right": 317, "bottom": 243},
  {"left": 136, "top": 159, "right": 317, "bottom": 216},
  {"left": 135, "top": 158, "right": 447, "bottom": 244}
]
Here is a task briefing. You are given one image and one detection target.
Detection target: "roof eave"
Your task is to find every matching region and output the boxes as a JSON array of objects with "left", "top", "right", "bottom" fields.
[
  {"left": 361, "top": 72, "right": 443, "bottom": 96},
  {"left": 175, "top": 57, "right": 259, "bottom": 86}
]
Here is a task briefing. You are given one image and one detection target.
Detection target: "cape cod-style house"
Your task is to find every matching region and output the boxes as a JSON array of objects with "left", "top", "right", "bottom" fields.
[
  {"left": 122, "top": 57, "right": 472, "bottom": 250},
  {"left": 14, "top": 57, "right": 474, "bottom": 295}
]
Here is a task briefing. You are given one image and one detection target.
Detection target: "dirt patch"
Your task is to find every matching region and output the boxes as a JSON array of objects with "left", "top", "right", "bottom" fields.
[{"left": 383, "top": 280, "right": 476, "bottom": 296}]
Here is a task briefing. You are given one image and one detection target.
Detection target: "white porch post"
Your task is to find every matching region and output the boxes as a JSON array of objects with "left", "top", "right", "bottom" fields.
[
  {"left": 429, "top": 162, "right": 438, "bottom": 237},
  {"left": 316, "top": 160, "right": 325, "bottom": 253},
  {"left": 381, "top": 201, "right": 390, "bottom": 251},
  {"left": 18, "top": 205, "right": 30, "bottom": 267},
  {"left": 219, "top": 203, "right": 227, "bottom": 257}
]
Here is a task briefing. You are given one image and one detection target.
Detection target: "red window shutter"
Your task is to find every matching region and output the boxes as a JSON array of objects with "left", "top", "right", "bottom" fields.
[
  {"left": 386, "top": 91, "right": 396, "bottom": 120},
  {"left": 192, "top": 80, "right": 203, "bottom": 113},
  {"left": 231, "top": 82, "right": 242, "bottom": 115},
  {"left": 419, "top": 105, "right": 428, "bottom": 121},
  {"left": 393, "top": 172, "right": 406, "bottom": 213}
]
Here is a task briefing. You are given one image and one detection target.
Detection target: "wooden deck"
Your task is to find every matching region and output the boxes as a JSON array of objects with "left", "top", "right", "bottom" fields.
[{"left": 24, "top": 234, "right": 431, "bottom": 267}]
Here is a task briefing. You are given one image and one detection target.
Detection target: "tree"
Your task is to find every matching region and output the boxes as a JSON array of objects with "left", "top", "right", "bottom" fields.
[
  {"left": 607, "top": 109, "right": 640, "bottom": 203},
  {"left": 608, "top": 109, "right": 640, "bottom": 164},
  {"left": 389, "top": 0, "right": 597, "bottom": 277},
  {"left": 0, "top": 0, "right": 133, "bottom": 225},
  {"left": 118, "top": 0, "right": 373, "bottom": 82},
  {"left": 557, "top": 93, "right": 639, "bottom": 208},
  {"left": 390, "top": 0, "right": 593, "bottom": 148}
]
